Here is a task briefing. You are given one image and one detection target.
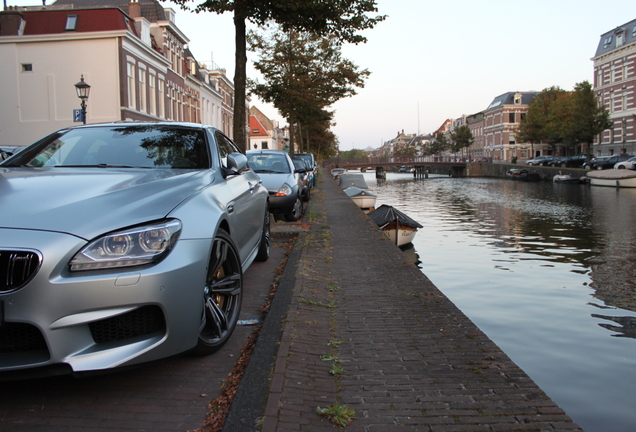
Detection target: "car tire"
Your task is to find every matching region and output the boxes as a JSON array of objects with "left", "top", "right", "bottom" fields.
[
  {"left": 302, "top": 187, "right": 310, "bottom": 202},
  {"left": 560, "top": 163, "right": 567, "bottom": 167},
  {"left": 597, "top": 166, "right": 603, "bottom": 170},
  {"left": 255, "top": 210, "right": 270, "bottom": 262},
  {"left": 284, "top": 196, "right": 303, "bottom": 222},
  {"left": 527, "top": 163, "right": 533, "bottom": 166},
  {"left": 192, "top": 228, "right": 242, "bottom": 356},
  {"left": 617, "top": 165, "right": 626, "bottom": 169}
]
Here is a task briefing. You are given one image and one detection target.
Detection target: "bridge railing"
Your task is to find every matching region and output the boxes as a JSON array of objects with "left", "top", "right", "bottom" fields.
[{"left": 325, "top": 155, "right": 471, "bottom": 168}]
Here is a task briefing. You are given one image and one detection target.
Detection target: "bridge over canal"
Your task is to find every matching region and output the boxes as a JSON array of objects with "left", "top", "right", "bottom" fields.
[{"left": 328, "top": 156, "right": 468, "bottom": 177}]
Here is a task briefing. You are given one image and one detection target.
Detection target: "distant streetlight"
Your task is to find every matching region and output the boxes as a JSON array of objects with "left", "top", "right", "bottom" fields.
[{"left": 74, "top": 75, "right": 91, "bottom": 125}]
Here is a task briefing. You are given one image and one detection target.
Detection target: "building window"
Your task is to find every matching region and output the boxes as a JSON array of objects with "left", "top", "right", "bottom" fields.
[
  {"left": 262, "top": 141, "right": 268, "bottom": 149},
  {"left": 65, "top": 15, "right": 78, "bottom": 31},
  {"left": 616, "top": 33, "right": 623, "bottom": 47},
  {"left": 139, "top": 69, "right": 146, "bottom": 113},
  {"left": 148, "top": 74, "right": 156, "bottom": 115},
  {"left": 509, "top": 113, "right": 515, "bottom": 123},
  {"left": 612, "top": 65, "right": 619, "bottom": 82},
  {"left": 252, "top": 129, "right": 260, "bottom": 133},
  {"left": 158, "top": 78, "right": 165, "bottom": 118},
  {"left": 127, "top": 62, "right": 136, "bottom": 109},
  {"left": 21, "top": 63, "right": 32, "bottom": 72}
]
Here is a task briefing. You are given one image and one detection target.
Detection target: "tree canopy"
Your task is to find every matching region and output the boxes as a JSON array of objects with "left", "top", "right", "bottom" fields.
[
  {"left": 423, "top": 132, "right": 449, "bottom": 157},
  {"left": 449, "top": 125, "right": 474, "bottom": 156},
  {"left": 518, "top": 82, "right": 611, "bottom": 154},
  {"left": 339, "top": 148, "right": 368, "bottom": 160},
  {"left": 249, "top": 27, "right": 370, "bottom": 156},
  {"left": 169, "top": 0, "right": 385, "bottom": 152}
]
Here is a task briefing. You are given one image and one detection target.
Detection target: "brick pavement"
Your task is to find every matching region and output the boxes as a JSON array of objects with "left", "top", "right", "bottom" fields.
[{"left": 253, "top": 170, "right": 583, "bottom": 432}]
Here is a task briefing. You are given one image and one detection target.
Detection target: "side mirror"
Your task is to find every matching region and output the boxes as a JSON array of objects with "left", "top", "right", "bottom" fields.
[{"left": 226, "top": 152, "right": 248, "bottom": 173}]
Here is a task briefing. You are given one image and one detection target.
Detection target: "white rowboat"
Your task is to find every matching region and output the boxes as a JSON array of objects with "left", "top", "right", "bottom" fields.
[{"left": 587, "top": 169, "right": 636, "bottom": 188}]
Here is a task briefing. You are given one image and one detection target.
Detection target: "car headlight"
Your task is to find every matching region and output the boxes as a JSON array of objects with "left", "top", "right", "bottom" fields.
[
  {"left": 70, "top": 219, "right": 182, "bottom": 271},
  {"left": 275, "top": 183, "right": 293, "bottom": 197}
]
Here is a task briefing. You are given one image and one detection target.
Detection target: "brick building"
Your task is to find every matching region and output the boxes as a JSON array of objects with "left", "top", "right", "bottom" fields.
[
  {"left": 482, "top": 91, "right": 539, "bottom": 161},
  {"left": 592, "top": 18, "right": 636, "bottom": 156},
  {"left": 0, "top": 0, "right": 233, "bottom": 145}
]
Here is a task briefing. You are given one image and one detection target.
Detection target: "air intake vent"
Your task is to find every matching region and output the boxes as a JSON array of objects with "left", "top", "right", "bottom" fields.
[
  {"left": 89, "top": 305, "right": 166, "bottom": 344},
  {"left": 0, "top": 250, "right": 40, "bottom": 293}
]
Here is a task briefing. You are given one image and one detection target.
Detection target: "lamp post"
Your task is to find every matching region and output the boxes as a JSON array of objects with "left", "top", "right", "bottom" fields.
[{"left": 74, "top": 75, "right": 91, "bottom": 124}]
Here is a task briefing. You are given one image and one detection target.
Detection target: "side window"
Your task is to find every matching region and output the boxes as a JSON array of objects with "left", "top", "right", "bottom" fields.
[{"left": 214, "top": 131, "right": 238, "bottom": 168}]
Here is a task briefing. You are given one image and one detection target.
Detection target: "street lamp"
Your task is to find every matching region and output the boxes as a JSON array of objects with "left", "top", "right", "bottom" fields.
[{"left": 74, "top": 75, "right": 91, "bottom": 124}]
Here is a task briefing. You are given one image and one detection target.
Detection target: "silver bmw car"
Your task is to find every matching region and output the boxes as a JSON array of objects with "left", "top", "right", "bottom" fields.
[{"left": 0, "top": 122, "right": 270, "bottom": 378}]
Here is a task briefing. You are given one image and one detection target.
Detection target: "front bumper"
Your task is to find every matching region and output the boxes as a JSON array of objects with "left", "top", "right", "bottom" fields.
[
  {"left": 268, "top": 193, "right": 297, "bottom": 215},
  {"left": 0, "top": 228, "right": 211, "bottom": 375}
]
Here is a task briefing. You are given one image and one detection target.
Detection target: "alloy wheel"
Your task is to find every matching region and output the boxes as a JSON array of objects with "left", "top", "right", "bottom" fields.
[{"left": 193, "top": 229, "right": 242, "bottom": 355}]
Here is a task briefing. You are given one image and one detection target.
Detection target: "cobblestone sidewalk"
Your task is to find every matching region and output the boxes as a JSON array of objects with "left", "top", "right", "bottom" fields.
[{"left": 257, "top": 170, "right": 583, "bottom": 432}]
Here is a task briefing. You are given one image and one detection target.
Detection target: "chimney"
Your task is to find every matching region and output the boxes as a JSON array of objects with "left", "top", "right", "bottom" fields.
[
  {"left": 128, "top": 1, "right": 140, "bottom": 18},
  {"left": 0, "top": 10, "right": 25, "bottom": 36}
]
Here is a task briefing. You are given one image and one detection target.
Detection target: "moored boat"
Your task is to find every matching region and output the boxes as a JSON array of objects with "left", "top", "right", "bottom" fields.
[
  {"left": 339, "top": 173, "right": 369, "bottom": 190},
  {"left": 331, "top": 168, "right": 346, "bottom": 179},
  {"left": 343, "top": 186, "right": 377, "bottom": 209},
  {"left": 505, "top": 168, "right": 541, "bottom": 181},
  {"left": 587, "top": 169, "right": 636, "bottom": 188},
  {"left": 367, "top": 204, "right": 423, "bottom": 247},
  {"left": 553, "top": 174, "right": 586, "bottom": 184}
]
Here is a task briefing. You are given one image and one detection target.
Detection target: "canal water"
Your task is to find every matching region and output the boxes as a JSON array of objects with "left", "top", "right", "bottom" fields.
[{"left": 359, "top": 172, "right": 636, "bottom": 432}]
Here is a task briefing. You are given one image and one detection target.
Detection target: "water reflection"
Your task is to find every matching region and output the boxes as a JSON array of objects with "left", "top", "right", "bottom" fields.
[
  {"left": 362, "top": 173, "right": 636, "bottom": 432},
  {"left": 592, "top": 314, "right": 636, "bottom": 338},
  {"left": 399, "top": 243, "right": 421, "bottom": 268}
]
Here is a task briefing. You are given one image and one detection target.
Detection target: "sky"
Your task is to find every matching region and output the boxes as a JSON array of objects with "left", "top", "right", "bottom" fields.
[{"left": 9, "top": 0, "right": 636, "bottom": 151}]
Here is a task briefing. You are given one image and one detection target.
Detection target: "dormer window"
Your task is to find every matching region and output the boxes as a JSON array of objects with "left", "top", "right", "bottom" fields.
[
  {"left": 514, "top": 93, "right": 522, "bottom": 104},
  {"left": 616, "top": 29, "right": 624, "bottom": 47},
  {"left": 65, "top": 15, "right": 78, "bottom": 31}
]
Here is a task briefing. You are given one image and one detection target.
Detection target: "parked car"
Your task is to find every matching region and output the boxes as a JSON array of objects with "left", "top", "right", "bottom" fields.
[
  {"left": 0, "top": 122, "right": 270, "bottom": 378},
  {"left": 556, "top": 154, "right": 591, "bottom": 168},
  {"left": 586, "top": 154, "right": 632, "bottom": 170},
  {"left": 526, "top": 155, "right": 555, "bottom": 166},
  {"left": 476, "top": 157, "right": 489, "bottom": 163},
  {"left": 291, "top": 156, "right": 311, "bottom": 202},
  {"left": 295, "top": 153, "right": 316, "bottom": 187},
  {"left": 547, "top": 156, "right": 569, "bottom": 167},
  {"left": 583, "top": 156, "right": 608, "bottom": 170},
  {"left": 614, "top": 156, "right": 636, "bottom": 170},
  {"left": 247, "top": 149, "right": 304, "bottom": 221}
]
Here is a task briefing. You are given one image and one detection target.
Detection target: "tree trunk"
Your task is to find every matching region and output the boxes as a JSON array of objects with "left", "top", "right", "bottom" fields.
[
  {"left": 297, "top": 122, "right": 304, "bottom": 153},
  {"left": 287, "top": 117, "right": 295, "bottom": 154},
  {"left": 233, "top": 9, "right": 247, "bottom": 153}
]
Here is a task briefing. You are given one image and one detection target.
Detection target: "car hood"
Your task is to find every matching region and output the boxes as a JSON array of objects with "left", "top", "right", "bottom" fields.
[{"left": 0, "top": 167, "right": 215, "bottom": 240}]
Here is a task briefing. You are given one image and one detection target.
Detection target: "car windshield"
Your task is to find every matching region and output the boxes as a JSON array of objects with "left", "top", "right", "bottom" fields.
[
  {"left": 247, "top": 153, "right": 291, "bottom": 174},
  {"left": 296, "top": 154, "right": 313, "bottom": 167},
  {"left": 4, "top": 125, "right": 210, "bottom": 169}
]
